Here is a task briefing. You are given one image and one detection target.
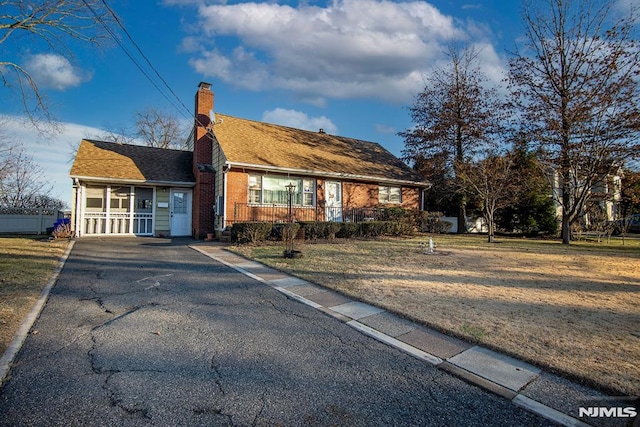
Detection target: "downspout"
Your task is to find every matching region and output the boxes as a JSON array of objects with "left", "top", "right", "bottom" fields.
[{"left": 222, "top": 163, "right": 230, "bottom": 229}]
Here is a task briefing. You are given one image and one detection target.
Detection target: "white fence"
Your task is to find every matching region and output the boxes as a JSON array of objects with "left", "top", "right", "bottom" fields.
[
  {"left": 0, "top": 208, "right": 64, "bottom": 235},
  {"left": 440, "top": 216, "right": 488, "bottom": 234}
]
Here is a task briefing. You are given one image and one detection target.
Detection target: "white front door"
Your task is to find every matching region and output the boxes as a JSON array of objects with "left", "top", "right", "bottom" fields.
[
  {"left": 325, "top": 181, "right": 342, "bottom": 222},
  {"left": 170, "top": 189, "right": 192, "bottom": 236}
]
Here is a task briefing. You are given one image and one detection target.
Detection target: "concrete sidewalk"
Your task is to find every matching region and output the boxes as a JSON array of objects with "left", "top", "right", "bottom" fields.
[{"left": 191, "top": 242, "right": 637, "bottom": 427}]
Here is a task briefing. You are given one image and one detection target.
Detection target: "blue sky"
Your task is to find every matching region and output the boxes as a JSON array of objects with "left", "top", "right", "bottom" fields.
[{"left": 1, "top": 0, "right": 635, "bottom": 207}]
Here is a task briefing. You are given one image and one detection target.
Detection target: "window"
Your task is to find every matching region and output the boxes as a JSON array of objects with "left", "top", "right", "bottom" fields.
[
  {"left": 247, "top": 175, "right": 315, "bottom": 206},
  {"left": 86, "top": 198, "right": 103, "bottom": 209},
  {"left": 110, "top": 187, "right": 130, "bottom": 211},
  {"left": 248, "top": 175, "right": 261, "bottom": 204},
  {"left": 379, "top": 185, "right": 401, "bottom": 204},
  {"left": 302, "top": 179, "right": 314, "bottom": 206}
]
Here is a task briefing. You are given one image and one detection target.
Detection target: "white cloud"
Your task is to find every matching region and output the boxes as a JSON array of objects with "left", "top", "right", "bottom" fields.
[
  {"left": 24, "top": 54, "right": 92, "bottom": 90},
  {"left": 374, "top": 123, "right": 395, "bottom": 134},
  {"left": 1, "top": 115, "right": 106, "bottom": 206},
  {"left": 261, "top": 108, "right": 338, "bottom": 134},
  {"left": 179, "top": 0, "right": 494, "bottom": 104}
]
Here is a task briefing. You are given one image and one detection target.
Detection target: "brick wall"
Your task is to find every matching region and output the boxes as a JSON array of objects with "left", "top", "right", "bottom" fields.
[
  {"left": 225, "top": 170, "right": 248, "bottom": 222},
  {"left": 401, "top": 187, "right": 420, "bottom": 210},
  {"left": 343, "top": 182, "right": 378, "bottom": 208},
  {"left": 192, "top": 82, "right": 215, "bottom": 238}
]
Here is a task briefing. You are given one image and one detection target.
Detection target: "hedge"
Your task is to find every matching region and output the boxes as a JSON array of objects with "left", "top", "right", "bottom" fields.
[
  {"left": 299, "top": 221, "right": 342, "bottom": 240},
  {"left": 230, "top": 219, "right": 416, "bottom": 244}
]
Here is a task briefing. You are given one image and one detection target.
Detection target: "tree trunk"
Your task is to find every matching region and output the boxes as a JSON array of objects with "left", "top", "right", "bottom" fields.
[
  {"left": 561, "top": 181, "right": 571, "bottom": 244},
  {"left": 486, "top": 210, "right": 495, "bottom": 243},
  {"left": 457, "top": 200, "right": 467, "bottom": 234}
]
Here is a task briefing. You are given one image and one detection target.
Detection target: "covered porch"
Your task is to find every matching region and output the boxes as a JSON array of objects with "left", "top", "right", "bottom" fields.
[{"left": 73, "top": 184, "right": 157, "bottom": 236}]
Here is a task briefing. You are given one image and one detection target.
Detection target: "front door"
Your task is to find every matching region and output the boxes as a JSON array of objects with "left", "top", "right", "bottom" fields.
[
  {"left": 325, "top": 181, "right": 342, "bottom": 222},
  {"left": 170, "top": 189, "right": 192, "bottom": 236}
]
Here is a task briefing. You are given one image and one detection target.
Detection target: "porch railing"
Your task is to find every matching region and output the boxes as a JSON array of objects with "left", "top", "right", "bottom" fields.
[
  {"left": 232, "top": 204, "right": 397, "bottom": 225},
  {"left": 84, "top": 212, "right": 153, "bottom": 235}
]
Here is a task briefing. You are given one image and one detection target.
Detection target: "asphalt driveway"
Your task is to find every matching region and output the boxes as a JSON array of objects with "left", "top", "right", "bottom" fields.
[{"left": 0, "top": 238, "right": 553, "bottom": 426}]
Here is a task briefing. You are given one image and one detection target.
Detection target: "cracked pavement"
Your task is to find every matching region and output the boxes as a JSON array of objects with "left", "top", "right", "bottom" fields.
[{"left": 0, "top": 238, "right": 555, "bottom": 426}]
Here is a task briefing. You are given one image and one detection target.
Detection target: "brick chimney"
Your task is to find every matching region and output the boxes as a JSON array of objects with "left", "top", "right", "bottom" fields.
[{"left": 192, "top": 82, "right": 215, "bottom": 239}]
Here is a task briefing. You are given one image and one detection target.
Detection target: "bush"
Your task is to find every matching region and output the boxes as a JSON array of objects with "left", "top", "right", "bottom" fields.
[
  {"left": 413, "top": 211, "right": 452, "bottom": 234},
  {"left": 337, "top": 222, "right": 360, "bottom": 238},
  {"left": 50, "top": 218, "right": 72, "bottom": 239},
  {"left": 376, "top": 207, "right": 408, "bottom": 222},
  {"left": 52, "top": 223, "right": 73, "bottom": 239},
  {"left": 300, "top": 222, "right": 341, "bottom": 240},
  {"left": 358, "top": 221, "right": 388, "bottom": 238},
  {"left": 270, "top": 223, "right": 301, "bottom": 241},
  {"left": 282, "top": 223, "right": 301, "bottom": 242},
  {"left": 231, "top": 222, "right": 273, "bottom": 244}
]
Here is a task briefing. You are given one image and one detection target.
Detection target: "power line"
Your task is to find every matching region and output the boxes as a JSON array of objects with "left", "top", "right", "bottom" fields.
[
  {"left": 81, "top": 0, "right": 195, "bottom": 124},
  {"left": 98, "top": 0, "right": 193, "bottom": 121}
]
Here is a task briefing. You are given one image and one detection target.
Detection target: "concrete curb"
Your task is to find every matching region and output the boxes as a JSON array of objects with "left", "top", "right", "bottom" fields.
[{"left": 0, "top": 240, "right": 75, "bottom": 386}]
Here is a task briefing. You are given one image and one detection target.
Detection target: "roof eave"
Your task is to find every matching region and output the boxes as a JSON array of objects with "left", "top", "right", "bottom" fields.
[{"left": 226, "top": 162, "right": 430, "bottom": 188}]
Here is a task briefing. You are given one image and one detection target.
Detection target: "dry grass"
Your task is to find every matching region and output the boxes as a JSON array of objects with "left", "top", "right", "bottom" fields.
[
  {"left": 232, "top": 235, "right": 640, "bottom": 396},
  {"left": 0, "top": 237, "right": 68, "bottom": 354}
]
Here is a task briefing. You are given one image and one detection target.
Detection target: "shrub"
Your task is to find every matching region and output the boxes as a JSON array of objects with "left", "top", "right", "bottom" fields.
[
  {"left": 231, "top": 222, "right": 272, "bottom": 244},
  {"left": 358, "top": 221, "right": 388, "bottom": 238},
  {"left": 282, "top": 223, "right": 301, "bottom": 242},
  {"left": 337, "top": 222, "right": 360, "bottom": 238},
  {"left": 300, "top": 222, "right": 341, "bottom": 240},
  {"left": 413, "top": 211, "right": 452, "bottom": 234},
  {"left": 376, "top": 207, "right": 408, "bottom": 222},
  {"left": 52, "top": 223, "right": 73, "bottom": 239}
]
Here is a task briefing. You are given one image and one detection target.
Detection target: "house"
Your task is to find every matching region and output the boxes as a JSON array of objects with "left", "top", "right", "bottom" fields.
[
  {"left": 70, "top": 82, "right": 430, "bottom": 238},
  {"left": 70, "top": 141, "right": 195, "bottom": 237}
]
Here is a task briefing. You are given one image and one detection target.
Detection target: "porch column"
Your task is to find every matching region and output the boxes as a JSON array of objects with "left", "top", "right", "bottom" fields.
[
  {"left": 152, "top": 188, "right": 157, "bottom": 236},
  {"left": 129, "top": 186, "right": 135, "bottom": 234},
  {"left": 105, "top": 185, "right": 111, "bottom": 234},
  {"left": 74, "top": 184, "right": 84, "bottom": 237}
]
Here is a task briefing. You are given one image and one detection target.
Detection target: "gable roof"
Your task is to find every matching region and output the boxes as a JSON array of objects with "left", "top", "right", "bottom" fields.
[
  {"left": 212, "top": 114, "right": 428, "bottom": 186},
  {"left": 70, "top": 140, "right": 195, "bottom": 185}
]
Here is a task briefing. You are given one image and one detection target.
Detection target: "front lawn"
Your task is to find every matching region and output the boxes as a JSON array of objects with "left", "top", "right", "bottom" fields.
[
  {"left": 231, "top": 235, "right": 640, "bottom": 396},
  {"left": 0, "top": 237, "right": 69, "bottom": 354}
]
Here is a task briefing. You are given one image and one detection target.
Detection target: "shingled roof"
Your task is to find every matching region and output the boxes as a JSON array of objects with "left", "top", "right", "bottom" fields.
[
  {"left": 70, "top": 140, "right": 195, "bottom": 185},
  {"left": 212, "top": 114, "right": 428, "bottom": 186}
]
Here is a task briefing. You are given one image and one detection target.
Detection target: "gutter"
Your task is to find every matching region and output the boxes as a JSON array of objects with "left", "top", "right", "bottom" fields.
[
  {"left": 69, "top": 175, "right": 196, "bottom": 187},
  {"left": 226, "top": 162, "right": 431, "bottom": 188}
]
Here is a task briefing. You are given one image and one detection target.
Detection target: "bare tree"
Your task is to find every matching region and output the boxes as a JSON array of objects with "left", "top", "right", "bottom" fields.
[
  {"left": 135, "top": 107, "right": 187, "bottom": 149},
  {"left": 508, "top": 0, "right": 640, "bottom": 244},
  {"left": 95, "top": 126, "right": 137, "bottom": 145},
  {"left": 457, "top": 152, "right": 517, "bottom": 243},
  {"left": 400, "top": 45, "right": 502, "bottom": 233},
  {"left": 0, "top": 145, "right": 54, "bottom": 208},
  {"left": 0, "top": 0, "right": 112, "bottom": 126}
]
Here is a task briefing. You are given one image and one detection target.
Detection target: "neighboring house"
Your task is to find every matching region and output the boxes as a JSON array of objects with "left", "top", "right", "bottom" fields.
[
  {"left": 70, "top": 82, "right": 430, "bottom": 238},
  {"left": 549, "top": 168, "right": 623, "bottom": 226}
]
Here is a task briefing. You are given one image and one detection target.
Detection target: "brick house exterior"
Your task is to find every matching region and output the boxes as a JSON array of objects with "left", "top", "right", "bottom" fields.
[
  {"left": 70, "top": 82, "right": 429, "bottom": 238},
  {"left": 191, "top": 83, "right": 430, "bottom": 233}
]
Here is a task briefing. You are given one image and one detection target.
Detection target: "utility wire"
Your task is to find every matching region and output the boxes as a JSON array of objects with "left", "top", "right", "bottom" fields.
[
  {"left": 98, "top": 0, "right": 193, "bottom": 121},
  {"left": 81, "top": 0, "right": 197, "bottom": 125}
]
